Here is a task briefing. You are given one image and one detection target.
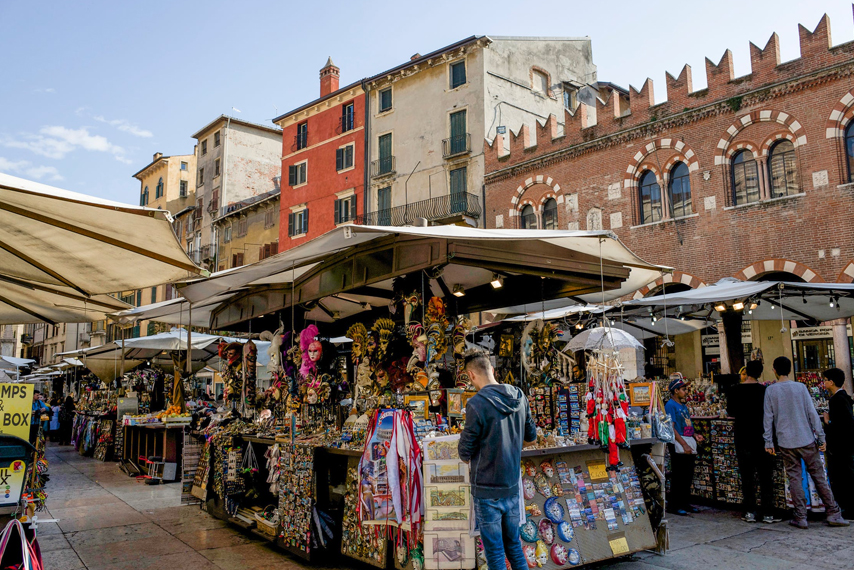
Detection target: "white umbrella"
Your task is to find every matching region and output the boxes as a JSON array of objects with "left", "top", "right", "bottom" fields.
[{"left": 563, "top": 326, "right": 645, "bottom": 353}]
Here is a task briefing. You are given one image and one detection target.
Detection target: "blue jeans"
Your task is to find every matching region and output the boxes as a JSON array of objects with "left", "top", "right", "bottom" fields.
[{"left": 472, "top": 495, "right": 528, "bottom": 570}]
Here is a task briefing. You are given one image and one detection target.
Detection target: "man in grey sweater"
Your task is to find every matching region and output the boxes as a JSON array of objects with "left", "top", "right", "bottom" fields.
[{"left": 763, "top": 356, "right": 849, "bottom": 528}]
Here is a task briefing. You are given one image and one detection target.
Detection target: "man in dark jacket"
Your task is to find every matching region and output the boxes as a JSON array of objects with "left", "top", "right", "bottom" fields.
[
  {"left": 458, "top": 350, "right": 536, "bottom": 570},
  {"left": 822, "top": 367, "right": 854, "bottom": 519}
]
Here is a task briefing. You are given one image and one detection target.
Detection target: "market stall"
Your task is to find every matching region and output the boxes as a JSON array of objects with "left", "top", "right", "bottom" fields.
[{"left": 162, "top": 226, "right": 674, "bottom": 568}]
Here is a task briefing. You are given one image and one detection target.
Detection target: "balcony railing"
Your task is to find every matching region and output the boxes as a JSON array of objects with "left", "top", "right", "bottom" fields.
[
  {"left": 442, "top": 134, "right": 471, "bottom": 158},
  {"left": 338, "top": 114, "right": 354, "bottom": 134},
  {"left": 371, "top": 156, "right": 396, "bottom": 178},
  {"left": 293, "top": 132, "right": 308, "bottom": 151},
  {"left": 354, "top": 192, "right": 481, "bottom": 226}
]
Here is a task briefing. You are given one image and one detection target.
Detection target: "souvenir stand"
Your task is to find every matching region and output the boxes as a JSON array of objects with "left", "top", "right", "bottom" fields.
[{"left": 173, "top": 226, "right": 670, "bottom": 568}]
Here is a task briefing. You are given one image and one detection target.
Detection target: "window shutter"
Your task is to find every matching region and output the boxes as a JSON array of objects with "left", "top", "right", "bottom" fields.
[
  {"left": 334, "top": 199, "right": 340, "bottom": 224},
  {"left": 259, "top": 246, "right": 265, "bottom": 260},
  {"left": 302, "top": 209, "right": 309, "bottom": 235},
  {"left": 232, "top": 254, "right": 237, "bottom": 268},
  {"left": 271, "top": 242, "right": 278, "bottom": 255},
  {"left": 288, "top": 212, "right": 294, "bottom": 237},
  {"left": 336, "top": 148, "right": 344, "bottom": 171},
  {"left": 346, "top": 145, "right": 353, "bottom": 168},
  {"left": 288, "top": 165, "right": 296, "bottom": 186},
  {"left": 351, "top": 194, "right": 357, "bottom": 220}
]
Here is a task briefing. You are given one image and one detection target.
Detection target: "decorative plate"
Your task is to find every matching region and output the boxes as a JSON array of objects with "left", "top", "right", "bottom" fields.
[
  {"left": 544, "top": 497, "right": 565, "bottom": 523},
  {"left": 519, "top": 515, "right": 538, "bottom": 542},
  {"left": 557, "top": 521, "right": 574, "bottom": 543}
]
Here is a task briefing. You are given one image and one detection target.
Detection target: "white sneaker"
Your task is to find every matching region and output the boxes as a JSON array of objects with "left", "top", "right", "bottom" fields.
[
  {"left": 762, "top": 515, "right": 781, "bottom": 523},
  {"left": 742, "top": 512, "right": 756, "bottom": 522}
]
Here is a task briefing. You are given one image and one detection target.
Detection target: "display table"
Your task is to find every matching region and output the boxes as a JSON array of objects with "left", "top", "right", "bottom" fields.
[{"left": 121, "top": 423, "right": 184, "bottom": 478}]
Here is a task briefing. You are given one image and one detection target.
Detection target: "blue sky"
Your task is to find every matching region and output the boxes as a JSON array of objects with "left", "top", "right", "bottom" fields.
[{"left": 1, "top": 0, "right": 850, "bottom": 204}]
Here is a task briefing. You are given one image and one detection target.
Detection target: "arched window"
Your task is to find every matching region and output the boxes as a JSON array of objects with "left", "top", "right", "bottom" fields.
[
  {"left": 520, "top": 204, "right": 537, "bottom": 229},
  {"left": 668, "top": 162, "right": 692, "bottom": 218},
  {"left": 845, "top": 122, "right": 854, "bottom": 182},
  {"left": 638, "top": 171, "right": 662, "bottom": 225},
  {"left": 542, "top": 198, "right": 558, "bottom": 230},
  {"left": 731, "top": 150, "right": 760, "bottom": 205},
  {"left": 768, "top": 140, "right": 798, "bottom": 198},
  {"left": 141, "top": 186, "right": 149, "bottom": 206},
  {"left": 155, "top": 177, "right": 164, "bottom": 199}
]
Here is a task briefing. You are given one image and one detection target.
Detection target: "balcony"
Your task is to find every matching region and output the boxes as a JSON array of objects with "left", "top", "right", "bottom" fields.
[
  {"left": 371, "top": 156, "right": 396, "bottom": 178},
  {"left": 293, "top": 132, "right": 308, "bottom": 152},
  {"left": 199, "top": 244, "right": 213, "bottom": 261},
  {"left": 442, "top": 134, "right": 471, "bottom": 158},
  {"left": 354, "top": 192, "right": 481, "bottom": 226}
]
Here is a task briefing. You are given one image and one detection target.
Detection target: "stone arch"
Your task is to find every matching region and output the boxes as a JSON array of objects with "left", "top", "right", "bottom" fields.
[
  {"left": 825, "top": 88, "right": 854, "bottom": 139},
  {"left": 759, "top": 130, "right": 797, "bottom": 157},
  {"left": 623, "top": 138, "right": 700, "bottom": 191},
  {"left": 631, "top": 271, "right": 707, "bottom": 300},
  {"left": 724, "top": 140, "right": 760, "bottom": 161},
  {"left": 510, "top": 175, "right": 561, "bottom": 207},
  {"left": 714, "top": 110, "right": 807, "bottom": 166},
  {"left": 837, "top": 262, "right": 854, "bottom": 283},
  {"left": 734, "top": 259, "right": 823, "bottom": 283}
]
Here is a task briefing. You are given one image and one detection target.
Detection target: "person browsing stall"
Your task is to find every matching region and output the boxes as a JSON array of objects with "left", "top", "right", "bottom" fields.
[
  {"left": 821, "top": 367, "right": 854, "bottom": 519},
  {"left": 763, "top": 356, "right": 848, "bottom": 528},
  {"left": 664, "top": 373, "right": 704, "bottom": 515},
  {"left": 727, "top": 360, "right": 780, "bottom": 523},
  {"left": 458, "top": 350, "right": 536, "bottom": 570}
]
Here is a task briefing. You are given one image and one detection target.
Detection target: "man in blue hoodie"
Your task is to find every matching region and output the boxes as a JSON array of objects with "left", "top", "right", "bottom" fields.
[{"left": 459, "top": 350, "right": 537, "bottom": 570}]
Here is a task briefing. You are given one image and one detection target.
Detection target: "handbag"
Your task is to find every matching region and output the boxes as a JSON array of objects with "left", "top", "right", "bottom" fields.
[
  {"left": 648, "top": 383, "right": 675, "bottom": 444},
  {"left": 0, "top": 519, "right": 43, "bottom": 570}
]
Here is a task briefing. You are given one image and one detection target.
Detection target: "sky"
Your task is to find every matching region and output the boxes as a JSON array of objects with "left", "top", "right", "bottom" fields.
[{"left": 1, "top": 0, "right": 851, "bottom": 204}]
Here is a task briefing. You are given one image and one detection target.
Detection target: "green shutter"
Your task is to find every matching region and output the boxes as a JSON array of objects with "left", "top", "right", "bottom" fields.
[{"left": 379, "top": 134, "right": 391, "bottom": 160}]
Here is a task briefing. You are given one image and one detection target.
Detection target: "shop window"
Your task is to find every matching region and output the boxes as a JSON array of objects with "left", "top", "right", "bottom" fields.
[
  {"left": 638, "top": 170, "right": 662, "bottom": 224},
  {"left": 520, "top": 204, "right": 537, "bottom": 229},
  {"left": 846, "top": 122, "right": 854, "bottom": 183},
  {"left": 731, "top": 150, "right": 760, "bottom": 205},
  {"left": 542, "top": 198, "right": 558, "bottom": 230},
  {"left": 668, "top": 162, "right": 692, "bottom": 218},
  {"left": 768, "top": 140, "right": 798, "bottom": 198}
]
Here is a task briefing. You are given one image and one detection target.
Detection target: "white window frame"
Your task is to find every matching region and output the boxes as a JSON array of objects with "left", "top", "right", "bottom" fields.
[
  {"left": 337, "top": 142, "right": 355, "bottom": 173},
  {"left": 378, "top": 86, "right": 393, "bottom": 115},
  {"left": 291, "top": 160, "right": 308, "bottom": 188}
]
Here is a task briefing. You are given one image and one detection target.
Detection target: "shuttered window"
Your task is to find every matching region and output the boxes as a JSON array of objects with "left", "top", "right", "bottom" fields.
[
  {"left": 288, "top": 209, "right": 309, "bottom": 237},
  {"left": 450, "top": 61, "right": 466, "bottom": 89},
  {"left": 288, "top": 162, "right": 307, "bottom": 186},
  {"left": 334, "top": 195, "right": 357, "bottom": 224},
  {"left": 336, "top": 145, "right": 354, "bottom": 171}
]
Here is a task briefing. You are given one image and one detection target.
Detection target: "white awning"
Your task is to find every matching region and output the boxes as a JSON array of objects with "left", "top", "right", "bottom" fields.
[
  {"left": 0, "top": 173, "right": 204, "bottom": 296},
  {"left": 179, "top": 225, "right": 668, "bottom": 305},
  {"left": 107, "top": 293, "right": 240, "bottom": 328},
  {"left": 0, "top": 355, "right": 35, "bottom": 367},
  {"left": 0, "top": 275, "right": 129, "bottom": 324}
]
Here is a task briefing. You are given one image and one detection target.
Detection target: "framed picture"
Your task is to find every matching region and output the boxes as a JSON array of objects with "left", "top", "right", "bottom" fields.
[
  {"left": 446, "top": 389, "right": 463, "bottom": 418},
  {"left": 461, "top": 391, "right": 476, "bottom": 412},
  {"left": 629, "top": 382, "right": 653, "bottom": 407},
  {"left": 499, "top": 334, "right": 514, "bottom": 357},
  {"left": 405, "top": 394, "right": 430, "bottom": 419}
]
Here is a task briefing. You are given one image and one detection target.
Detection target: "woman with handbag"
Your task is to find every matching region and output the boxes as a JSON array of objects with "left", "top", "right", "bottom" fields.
[{"left": 664, "top": 374, "right": 704, "bottom": 516}]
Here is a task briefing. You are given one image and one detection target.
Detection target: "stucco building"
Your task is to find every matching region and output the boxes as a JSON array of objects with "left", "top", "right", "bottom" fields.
[
  {"left": 482, "top": 15, "right": 854, "bottom": 381},
  {"left": 214, "top": 188, "right": 280, "bottom": 270},
  {"left": 360, "top": 36, "right": 598, "bottom": 227},
  {"left": 190, "top": 116, "right": 282, "bottom": 269},
  {"left": 274, "top": 59, "right": 365, "bottom": 250}
]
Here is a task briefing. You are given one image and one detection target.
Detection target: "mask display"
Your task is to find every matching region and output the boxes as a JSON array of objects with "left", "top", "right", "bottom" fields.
[{"left": 535, "top": 540, "right": 548, "bottom": 567}]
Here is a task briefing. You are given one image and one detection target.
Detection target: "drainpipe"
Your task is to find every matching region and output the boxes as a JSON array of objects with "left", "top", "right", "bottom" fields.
[
  {"left": 361, "top": 79, "right": 370, "bottom": 220},
  {"left": 480, "top": 183, "right": 486, "bottom": 229}
]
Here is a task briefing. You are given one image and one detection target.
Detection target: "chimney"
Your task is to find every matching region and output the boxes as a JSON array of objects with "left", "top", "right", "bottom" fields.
[
  {"left": 410, "top": 53, "right": 421, "bottom": 61},
  {"left": 320, "top": 56, "right": 340, "bottom": 97},
  {"left": 153, "top": 152, "right": 163, "bottom": 162}
]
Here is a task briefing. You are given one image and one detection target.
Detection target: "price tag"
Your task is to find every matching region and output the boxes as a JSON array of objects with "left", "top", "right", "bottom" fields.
[
  {"left": 609, "top": 536, "right": 630, "bottom": 556},
  {"left": 587, "top": 461, "right": 608, "bottom": 481}
]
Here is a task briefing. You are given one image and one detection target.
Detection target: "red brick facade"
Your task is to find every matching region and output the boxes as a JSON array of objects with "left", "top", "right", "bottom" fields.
[{"left": 484, "top": 15, "right": 854, "bottom": 294}]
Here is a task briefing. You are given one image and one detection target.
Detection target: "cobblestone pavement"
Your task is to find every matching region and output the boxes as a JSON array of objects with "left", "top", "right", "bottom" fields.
[{"left": 35, "top": 444, "right": 854, "bottom": 570}]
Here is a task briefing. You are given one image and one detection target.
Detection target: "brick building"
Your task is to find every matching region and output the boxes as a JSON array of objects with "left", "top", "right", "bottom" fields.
[
  {"left": 483, "top": 15, "right": 854, "bottom": 379},
  {"left": 274, "top": 58, "right": 365, "bottom": 249}
]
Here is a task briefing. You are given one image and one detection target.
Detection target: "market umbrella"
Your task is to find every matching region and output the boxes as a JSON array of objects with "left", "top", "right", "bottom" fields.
[
  {"left": 0, "top": 173, "right": 204, "bottom": 322},
  {"left": 563, "top": 326, "right": 644, "bottom": 353}
]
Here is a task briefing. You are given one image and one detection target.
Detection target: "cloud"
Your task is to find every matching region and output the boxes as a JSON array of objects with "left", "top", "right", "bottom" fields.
[
  {"left": 0, "top": 126, "right": 129, "bottom": 163},
  {"left": 34, "top": 88, "right": 55, "bottom": 93},
  {"left": 93, "top": 115, "right": 153, "bottom": 138},
  {"left": 0, "top": 157, "right": 63, "bottom": 181}
]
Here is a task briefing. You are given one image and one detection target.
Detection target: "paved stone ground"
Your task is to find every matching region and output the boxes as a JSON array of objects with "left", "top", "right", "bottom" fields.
[{"left": 34, "top": 444, "right": 854, "bottom": 570}]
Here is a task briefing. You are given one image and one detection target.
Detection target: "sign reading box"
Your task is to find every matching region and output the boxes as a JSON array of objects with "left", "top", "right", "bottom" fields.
[{"left": 0, "top": 383, "right": 33, "bottom": 441}]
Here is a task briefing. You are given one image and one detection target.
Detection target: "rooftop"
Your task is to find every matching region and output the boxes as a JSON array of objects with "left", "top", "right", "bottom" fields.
[{"left": 191, "top": 115, "right": 282, "bottom": 140}]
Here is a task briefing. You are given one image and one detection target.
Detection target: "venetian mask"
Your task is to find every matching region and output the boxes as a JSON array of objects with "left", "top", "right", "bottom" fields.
[
  {"left": 540, "top": 460, "right": 554, "bottom": 479},
  {"left": 526, "top": 503, "right": 542, "bottom": 517},
  {"left": 522, "top": 478, "right": 535, "bottom": 500},
  {"left": 535, "top": 541, "right": 548, "bottom": 567},
  {"left": 366, "top": 333, "right": 378, "bottom": 357},
  {"left": 535, "top": 474, "right": 552, "bottom": 498},
  {"left": 403, "top": 292, "right": 421, "bottom": 326},
  {"left": 520, "top": 515, "right": 538, "bottom": 542},
  {"left": 308, "top": 340, "right": 322, "bottom": 362},
  {"left": 550, "top": 544, "right": 568, "bottom": 566},
  {"left": 567, "top": 548, "right": 581, "bottom": 566},
  {"left": 538, "top": 520, "right": 554, "bottom": 545},
  {"left": 523, "top": 545, "right": 537, "bottom": 568},
  {"left": 376, "top": 369, "right": 389, "bottom": 387},
  {"left": 523, "top": 460, "right": 536, "bottom": 477}
]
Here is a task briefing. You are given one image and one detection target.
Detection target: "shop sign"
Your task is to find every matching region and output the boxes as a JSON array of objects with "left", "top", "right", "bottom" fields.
[
  {"left": 0, "top": 383, "right": 32, "bottom": 441},
  {"left": 790, "top": 325, "right": 853, "bottom": 340},
  {"left": 0, "top": 459, "right": 27, "bottom": 508},
  {"left": 702, "top": 331, "right": 752, "bottom": 355}
]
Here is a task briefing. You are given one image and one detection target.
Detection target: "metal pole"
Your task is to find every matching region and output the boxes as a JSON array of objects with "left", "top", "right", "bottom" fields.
[
  {"left": 187, "top": 304, "right": 193, "bottom": 375},
  {"left": 120, "top": 326, "right": 125, "bottom": 377}
]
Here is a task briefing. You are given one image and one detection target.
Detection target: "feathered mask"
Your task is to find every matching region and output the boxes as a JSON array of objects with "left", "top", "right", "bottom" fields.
[{"left": 299, "top": 324, "right": 320, "bottom": 377}]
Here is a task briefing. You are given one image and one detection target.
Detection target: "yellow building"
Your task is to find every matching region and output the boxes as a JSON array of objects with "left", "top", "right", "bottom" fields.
[
  {"left": 213, "top": 189, "right": 280, "bottom": 271},
  {"left": 130, "top": 152, "right": 196, "bottom": 336}
]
